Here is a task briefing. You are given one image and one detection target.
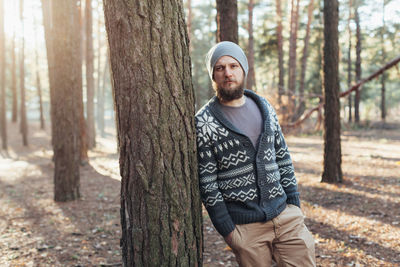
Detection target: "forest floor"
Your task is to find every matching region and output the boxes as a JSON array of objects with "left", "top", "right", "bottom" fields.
[{"left": 1, "top": 121, "right": 399, "bottom": 267}]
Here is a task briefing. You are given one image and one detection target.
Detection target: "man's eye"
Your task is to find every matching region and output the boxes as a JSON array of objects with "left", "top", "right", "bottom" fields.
[
  {"left": 215, "top": 66, "right": 223, "bottom": 71},
  {"left": 231, "top": 64, "right": 238, "bottom": 68}
]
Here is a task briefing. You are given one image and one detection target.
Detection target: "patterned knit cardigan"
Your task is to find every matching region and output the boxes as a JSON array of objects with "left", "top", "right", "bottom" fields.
[{"left": 195, "top": 89, "right": 300, "bottom": 237}]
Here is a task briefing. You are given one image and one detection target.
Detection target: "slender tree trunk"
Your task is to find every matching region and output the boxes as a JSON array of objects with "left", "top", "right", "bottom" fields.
[
  {"left": 41, "top": 0, "right": 56, "bottom": 145},
  {"left": 296, "top": 0, "right": 314, "bottom": 121},
  {"left": 86, "top": 0, "right": 96, "bottom": 148},
  {"left": 19, "top": 0, "right": 28, "bottom": 146},
  {"left": 275, "top": 0, "right": 284, "bottom": 105},
  {"left": 52, "top": 0, "right": 82, "bottom": 202},
  {"left": 0, "top": 0, "right": 7, "bottom": 149},
  {"left": 322, "top": 0, "right": 342, "bottom": 183},
  {"left": 103, "top": 0, "right": 203, "bottom": 265},
  {"left": 96, "top": 3, "right": 104, "bottom": 136},
  {"left": 99, "top": 48, "right": 108, "bottom": 138},
  {"left": 34, "top": 14, "right": 45, "bottom": 130},
  {"left": 78, "top": 1, "right": 89, "bottom": 163},
  {"left": 216, "top": 0, "right": 238, "bottom": 43},
  {"left": 354, "top": 4, "right": 361, "bottom": 123},
  {"left": 347, "top": 0, "right": 352, "bottom": 122},
  {"left": 288, "top": 0, "right": 300, "bottom": 118},
  {"left": 11, "top": 29, "right": 17, "bottom": 123},
  {"left": 247, "top": 0, "right": 256, "bottom": 91},
  {"left": 380, "top": 0, "right": 386, "bottom": 121}
]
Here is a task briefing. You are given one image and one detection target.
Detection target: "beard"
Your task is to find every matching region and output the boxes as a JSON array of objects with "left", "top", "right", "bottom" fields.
[{"left": 214, "top": 80, "right": 245, "bottom": 103}]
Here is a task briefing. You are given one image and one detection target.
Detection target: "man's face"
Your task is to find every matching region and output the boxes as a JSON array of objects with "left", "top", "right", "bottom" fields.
[{"left": 213, "top": 56, "right": 245, "bottom": 102}]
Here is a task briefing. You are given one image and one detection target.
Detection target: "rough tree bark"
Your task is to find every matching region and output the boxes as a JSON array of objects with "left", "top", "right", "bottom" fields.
[
  {"left": 275, "top": 0, "right": 284, "bottom": 105},
  {"left": 51, "top": 0, "right": 82, "bottom": 201},
  {"left": 216, "top": 0, "right": 238, "bottom": 43},
  {"left": 19, "top": 0, "right": 28, "bottom": 146},
  {"left": 0, "top": 0, "right": 6, "bottom": 149},
  {"left": 354, "top": 4, "right": 361, "bottom": 123},
  {"left": 295, "top": 0, "right": 315, "bottom": 121},
  {"left": 86, "top": 0, "right": 96, "bottom": 148},
  {"left": 247, "top": 0, "right": 256, "bottom": 91},
  {"left": 103, "top": 0, "right": 202, "bottom": 266},
  {"left": 322, "top": 0, "right": 343, "bottom": 183}
]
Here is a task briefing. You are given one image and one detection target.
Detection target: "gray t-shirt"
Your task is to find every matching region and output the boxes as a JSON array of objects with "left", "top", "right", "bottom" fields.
[{"left": 218, "top": 96, "right": 263, "bottom": 148}]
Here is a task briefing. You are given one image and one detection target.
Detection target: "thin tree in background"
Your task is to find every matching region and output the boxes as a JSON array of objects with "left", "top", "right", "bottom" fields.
[
  {"left": 51, "top": 0, "right": 82, "bottom": 201},
  {"left": 288, "top": 0, "right": 300, "bottom": 117},
  {"left": 19, "top": 0, "right": 28, "bottom": 146},
  {"left": 96, "top": 0, "right": 104, "bottom": 137},
  {"left": 380, "top": 0, "right": 387, "bottom": 121},
  {"left": 86, "top": 0, "right": 96, "bottom": 148},
  {"left": 41, "top": 0, "right": 55, "bottom": 141},
  {"left": 0, "top": 0, "right": 7, "bottom": 149},
  {"left": 216, "top": 0, "right": 238, "bottom": 43},
  {"left": 11, "top": 17, "right": 18, "bottom": 123},
  {"left": 78, "top": 1, "right": 89, "bottom": 163},
  {"left": 295, "top": 0, "right": 315, "bottom": 121},
  {"left": 247, "top": 0, "right": 256, "bottom": 91},
  {"left": 33, "top": 10, "right": 45, "bottom": 130},
  {"left": 322, "top": 0, "right": 343, "bottom": 183},
  {"left": 275, "top": 0, "right": 284, "bottom": 105},
  {"left": 347, "top": 0, "right": 353, "bottom": 122},
  {"left": 354, "top": 2, "right": 362, "bottom": 123},
  {"left": 103, "top": 0, "right": 202, "bottom": 265}
]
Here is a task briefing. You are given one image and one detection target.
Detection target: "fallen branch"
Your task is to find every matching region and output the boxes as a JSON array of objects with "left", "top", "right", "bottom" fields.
[
  {"left": 282, "top": 54, "right": 400, "bottom": 129},
  {"left": 340, "top": 54, "right": 400, "bottom": 98}
]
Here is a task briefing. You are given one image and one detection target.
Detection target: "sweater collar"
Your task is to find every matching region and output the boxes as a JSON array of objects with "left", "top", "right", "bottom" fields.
[{"left": 208, "top": 89, "right": 271, "bottom": 135}]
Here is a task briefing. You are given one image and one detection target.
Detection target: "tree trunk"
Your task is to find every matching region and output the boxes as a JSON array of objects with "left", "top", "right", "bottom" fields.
[
  {"left": 322, "top": 0, "right": 342, "bottom": 183},
  {"left": 41, "top": 0, "right": 56, "bottom": 145},
  {"left": 380, "top": 1, "right": 386, "bottom": 121},
  {"left": 0, "top": 0, "right": 6, "bottom": 149},
  {"left": 51, "top": 0, "right": 82, "bottom": 202},
  {"left": 187, "top": 0, "right": 192, "bottom": 46},
  {"left": 96, "top": 5, "right": 104, "bottom": 137},
  {"left": 275, "top": 0, "right": 284, "bottom": 105},
  {"left": 86, "top": 0, "right": 96, "bottom": 148},
  {"left": 98, "top": 48, "right": 108, "bottom": 138},
  {"left": 288, "top": 0, "right": 300, "bottom": 116},
  {"left": 11, "top": 30, "right": 17, "bottom": 123},
  {"left": 216, "top": 0, "right": 238, "bottom": 43},
  {"left": 354, "top": 4, "right": 361, "bottom": 123},
  {"left": 19, "top": 0, "right": 28, "bottom": 146},
  {"left": 34, "top": 14, "right": 45, "bottom": 130},
  {"left": 347, "top": 0, "right": 352, "bottom": 123},
  {"left": 78, "top": 1, "right": 89, "bottom": 163},
  {"left": 103, "top": 1, "right": 203, "bottom": 266},
  {"left": 247, "top": 0, "right": 256, "bottom": 91},
  {"left": 295, "top": 0, "right": 314, "bottom": 121}
]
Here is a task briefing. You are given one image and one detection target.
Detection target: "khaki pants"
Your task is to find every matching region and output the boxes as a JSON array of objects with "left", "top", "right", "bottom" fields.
[{"left": 229, "top": 204, "right": 316, "bottom": 267}]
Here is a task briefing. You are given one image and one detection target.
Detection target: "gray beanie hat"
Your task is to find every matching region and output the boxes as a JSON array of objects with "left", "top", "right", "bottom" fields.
[{"left": 206, "top": 41, "right": 249, "bottom": 81}]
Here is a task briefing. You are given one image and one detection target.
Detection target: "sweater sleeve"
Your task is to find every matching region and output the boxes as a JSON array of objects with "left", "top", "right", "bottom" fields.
[
  {"left": 272, "top": 111, "right": 301, "bottom": 207},
  {"left": 195, "top": 116, "right": 236, "bottom": 237}
]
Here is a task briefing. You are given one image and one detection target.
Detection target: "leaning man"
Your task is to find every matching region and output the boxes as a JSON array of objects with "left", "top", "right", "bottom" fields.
[{"left": 195, "top": 41, "right": 316, "bottom": 267}]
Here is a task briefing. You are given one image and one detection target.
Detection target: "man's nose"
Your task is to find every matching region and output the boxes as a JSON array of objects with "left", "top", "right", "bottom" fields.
[{"left": 224, "top": 67, "right": 233, "bottom": 77}]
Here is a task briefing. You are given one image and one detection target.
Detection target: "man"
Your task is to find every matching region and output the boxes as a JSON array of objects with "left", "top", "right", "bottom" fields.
[{"left": 195, "top": 41, "right": 316, "bottom": 267}]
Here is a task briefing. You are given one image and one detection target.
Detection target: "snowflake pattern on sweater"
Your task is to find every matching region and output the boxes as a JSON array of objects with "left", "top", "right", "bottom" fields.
[{"left": 195, "top": 90, "right": 300, "bottom": 237}]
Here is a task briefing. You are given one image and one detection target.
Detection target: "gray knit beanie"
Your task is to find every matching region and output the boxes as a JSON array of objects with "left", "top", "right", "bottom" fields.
[{"left": 206, "top": 41, "right": 249, "bottom": 81}]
